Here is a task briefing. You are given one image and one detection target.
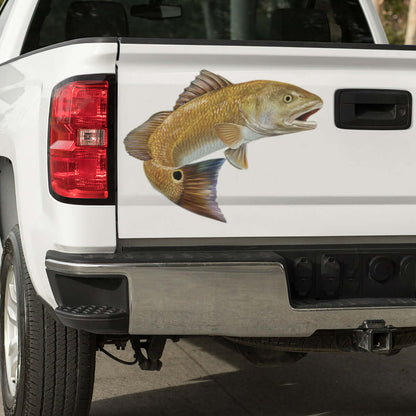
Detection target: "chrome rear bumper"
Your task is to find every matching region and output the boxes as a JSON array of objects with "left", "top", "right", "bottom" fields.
[{"left": 45, "top": 252, "right": 416, "bottom": 337}]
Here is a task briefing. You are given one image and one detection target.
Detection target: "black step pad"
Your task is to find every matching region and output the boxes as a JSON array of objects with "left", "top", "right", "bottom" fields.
[
  {"left": 56, "top": 305, "right": 128, "bottom": 334},
  {"left": 57, "top": 304, "right": 125, "bottom": 317}
]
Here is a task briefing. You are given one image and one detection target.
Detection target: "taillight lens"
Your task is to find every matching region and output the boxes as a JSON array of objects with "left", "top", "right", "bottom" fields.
[{"left": 49, "top": 80, "right": 109, "bottom": 200}]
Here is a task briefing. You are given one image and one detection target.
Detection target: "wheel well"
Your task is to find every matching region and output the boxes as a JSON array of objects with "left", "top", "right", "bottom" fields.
[{"left": 0, "top": 158, "right": 18, "bottom": 244}]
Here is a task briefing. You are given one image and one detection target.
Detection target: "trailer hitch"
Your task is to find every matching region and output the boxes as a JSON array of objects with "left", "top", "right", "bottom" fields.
[
  {"left": 353, "top": 320, "right": 395, "bottom": 354},
  {"left": 130, "top": 336, "right": 167, "bottom": 371}
]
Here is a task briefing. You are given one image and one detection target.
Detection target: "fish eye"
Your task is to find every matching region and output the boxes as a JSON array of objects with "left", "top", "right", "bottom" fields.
[
  {"left": 284, "top": 94, "right": 293, "bottom": 103},
  {"left": 173, "top": 170, "right": 183, "bottom": 181}
]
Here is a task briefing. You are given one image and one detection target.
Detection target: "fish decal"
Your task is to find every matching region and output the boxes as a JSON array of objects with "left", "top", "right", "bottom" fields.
[{"left": 124, "top": 70, "right": 323, "bottom": 222}]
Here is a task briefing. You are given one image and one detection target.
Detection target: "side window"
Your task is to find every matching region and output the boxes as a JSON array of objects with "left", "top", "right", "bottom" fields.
[{"left": 0, "top": 0, "right": 15, "bottom": 39}]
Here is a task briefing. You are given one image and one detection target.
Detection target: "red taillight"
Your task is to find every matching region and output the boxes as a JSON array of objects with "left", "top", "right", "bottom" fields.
[{"left": 49, "top": 80, "right": 109, "bottom": 200}]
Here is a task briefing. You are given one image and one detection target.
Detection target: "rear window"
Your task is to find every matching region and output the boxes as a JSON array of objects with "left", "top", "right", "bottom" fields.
[{"left": 22, "top": 0, "right": 374, "bottom": 54}]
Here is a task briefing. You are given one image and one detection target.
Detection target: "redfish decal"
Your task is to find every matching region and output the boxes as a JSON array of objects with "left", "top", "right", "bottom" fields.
[{"left": 124, "top": 70, "right": 323, "bottom": 222}]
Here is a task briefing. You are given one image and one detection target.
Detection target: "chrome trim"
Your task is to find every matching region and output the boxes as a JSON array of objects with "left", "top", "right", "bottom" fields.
[
  {"left": 46, "top": 259, "right": 279, "bottom": 273},
  {"left": 46, "top": 258, "right": 416, "bottom": 337},
  {"left": 54, "top": 245, "right": 115, "bottom": 254}
]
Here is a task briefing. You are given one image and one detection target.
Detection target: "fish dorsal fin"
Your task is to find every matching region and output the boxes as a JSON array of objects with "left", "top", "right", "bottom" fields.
[
  {"left": 174, "top": 70, "right": 233, "bottom": 110},
  {"left": 225, "top": 144, "right": 248, "bottom": 170},
  {"left": 215, "top": 123, "right": 245, "bottom": 149},
  {"left": 124, "top": 111, "right": 171, "bottom": 161}
]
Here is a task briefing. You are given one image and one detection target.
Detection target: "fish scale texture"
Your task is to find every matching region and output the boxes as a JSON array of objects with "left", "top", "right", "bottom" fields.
[
  {"left": 153, "top": 86, "right": 245, "bottom": 168},
  {"left": 7, "top": 227, "right": 96, "bottom": 416}
]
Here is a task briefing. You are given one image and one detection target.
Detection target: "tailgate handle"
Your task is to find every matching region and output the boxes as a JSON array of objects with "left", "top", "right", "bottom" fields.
[{"left": 335, "top": 89, "right": 412, "bottom": 130}]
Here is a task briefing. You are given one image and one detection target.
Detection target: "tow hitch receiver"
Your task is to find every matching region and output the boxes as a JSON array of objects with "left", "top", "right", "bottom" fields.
[{"left": 354, "top": 320, "right": 395, "bottom": 353}]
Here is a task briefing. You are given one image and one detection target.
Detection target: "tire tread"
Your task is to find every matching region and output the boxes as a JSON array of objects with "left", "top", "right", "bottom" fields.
[{"left": 1, "top": 227, "right": 96, "bottom": 416}]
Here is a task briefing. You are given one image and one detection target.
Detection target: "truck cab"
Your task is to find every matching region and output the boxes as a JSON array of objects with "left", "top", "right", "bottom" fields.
[{"left": 0, "top": 1, "right": 415, "bottom": 415}]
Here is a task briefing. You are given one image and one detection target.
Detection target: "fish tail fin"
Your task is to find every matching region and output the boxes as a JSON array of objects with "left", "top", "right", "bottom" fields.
[
  {"left": 124, "top": 111, "right": 171, "bottom": 160},
  {"left": 179, "top": 158, "right": 226, "bottom": 223}
]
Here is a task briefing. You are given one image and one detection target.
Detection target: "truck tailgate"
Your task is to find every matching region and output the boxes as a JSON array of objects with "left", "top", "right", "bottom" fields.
[{"left": 117, "top": 43, "right": 416, "bottom": 239}]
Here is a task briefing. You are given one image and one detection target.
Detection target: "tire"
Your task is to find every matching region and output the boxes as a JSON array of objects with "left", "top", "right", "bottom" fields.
[{"left": 0, "top": 227, "right": 96, "bottom": 416}]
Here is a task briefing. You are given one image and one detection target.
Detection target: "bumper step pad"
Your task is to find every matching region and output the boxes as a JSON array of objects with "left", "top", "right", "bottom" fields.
[{"left": 56, "top": 305, "right": 128, "bottom": 334}]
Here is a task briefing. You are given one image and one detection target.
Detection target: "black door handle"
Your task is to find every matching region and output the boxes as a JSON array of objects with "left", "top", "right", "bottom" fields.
[{"left": 335, "top": 89, "right": 412, "bottom": 130}]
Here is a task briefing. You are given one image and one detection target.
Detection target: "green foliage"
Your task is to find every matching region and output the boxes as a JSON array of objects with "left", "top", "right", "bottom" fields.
[{"left": 381, "top": 0, "right": 409, "bottom": 44}]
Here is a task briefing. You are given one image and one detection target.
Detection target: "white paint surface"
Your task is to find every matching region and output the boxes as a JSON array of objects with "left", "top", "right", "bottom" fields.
[{"left": 117, "top": 43, "right": 416, "bottom": 239}]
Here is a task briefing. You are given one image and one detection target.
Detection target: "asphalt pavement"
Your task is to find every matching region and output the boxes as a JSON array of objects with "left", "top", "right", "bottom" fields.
[
  {"left": 91, "top": 337, "right": 416, "bottom": 416},
  {"left": 2, "top": 337, "right": 416, "bottom": 415}
]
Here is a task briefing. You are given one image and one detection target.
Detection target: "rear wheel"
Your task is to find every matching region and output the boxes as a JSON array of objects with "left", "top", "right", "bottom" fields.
[{"left": 0, "top": 227, "right": 96, "bottom": 416}]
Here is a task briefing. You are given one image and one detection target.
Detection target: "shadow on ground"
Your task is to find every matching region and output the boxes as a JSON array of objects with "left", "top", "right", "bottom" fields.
[{"left": 90, "top": 337, "right": 416, "bottom": 416}]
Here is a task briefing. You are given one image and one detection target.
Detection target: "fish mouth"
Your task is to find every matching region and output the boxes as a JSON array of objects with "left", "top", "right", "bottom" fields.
[{"left": 290, "top": 102, "right": 323, "bottom": 130}]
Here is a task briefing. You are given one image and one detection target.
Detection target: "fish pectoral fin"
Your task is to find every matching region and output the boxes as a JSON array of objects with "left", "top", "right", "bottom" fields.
[
  {"left": 215, "top": 124, "right": 245, "bottom": 149},
  {"left": 124, "top": 111, "right": 171, "bottom": 161},
  {"left": 225, "top": 144, "right": 248, "bottom": 170},
  {"left": 178, "top": 159, "right": 227, "bottom": 223},
  {"left": 174, "top": 70, "right": 233, "bottom": 110}
]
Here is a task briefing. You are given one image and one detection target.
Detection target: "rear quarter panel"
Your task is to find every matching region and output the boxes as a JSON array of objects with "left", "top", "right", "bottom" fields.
[{"left": 0, "top": 42, "right": 118, "bottom": 306}]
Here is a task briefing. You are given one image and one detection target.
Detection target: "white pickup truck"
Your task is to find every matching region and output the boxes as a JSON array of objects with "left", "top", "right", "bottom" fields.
[{"left": 1, "top": 0, "right": 416, "bottom": 414}]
